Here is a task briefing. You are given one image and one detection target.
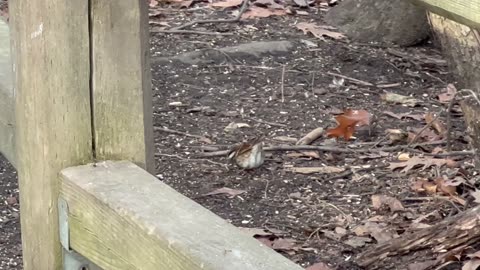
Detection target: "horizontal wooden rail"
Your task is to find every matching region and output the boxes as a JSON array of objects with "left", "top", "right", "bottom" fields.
[
  {"left": 60, "top": 160, "right": 304, "bottom": 270},
  {"left": 0, "top": 19, "right": 15, "bottom": 167},
  {"left": 410, "top": 0, "right": 480, "bottom": 29}
]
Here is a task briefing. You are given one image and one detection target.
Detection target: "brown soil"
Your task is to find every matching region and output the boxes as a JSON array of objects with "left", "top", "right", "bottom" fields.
[{"left": 1, "top": 2, "right": 478, "bottom": 270}]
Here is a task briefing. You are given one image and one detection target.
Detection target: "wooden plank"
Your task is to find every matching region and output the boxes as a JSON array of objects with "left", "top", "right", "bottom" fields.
[
  {"left": 409, "top": 0, "right": 480, "bottom": 29},
  {"left": 0, "top": 19, "right": 15, "bottom": 167},
  {"left": 91, "top": 0, "right": 154, "bottom": 173},
  {"left": 60, "top": 160, "right": 304, "bottom": 270},
  {"left": 9, "top": 1, "right": 93, "bottom": 269}
]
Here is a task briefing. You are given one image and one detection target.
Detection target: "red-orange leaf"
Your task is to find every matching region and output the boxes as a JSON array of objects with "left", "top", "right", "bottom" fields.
[{"left": 326, "top": 109, "right": 371, "bottom": 140}]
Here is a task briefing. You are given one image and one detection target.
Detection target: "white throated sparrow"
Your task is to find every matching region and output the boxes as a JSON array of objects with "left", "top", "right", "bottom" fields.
[{"left": 227, "top": 137, "right": 265, "bottom": 169}]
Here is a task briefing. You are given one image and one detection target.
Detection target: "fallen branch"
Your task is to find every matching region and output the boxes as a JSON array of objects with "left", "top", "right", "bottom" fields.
[
  {"left": 194, "top": 141, "right": 449, "bottom": 158},
  {"left": 296, "top": 128, "right": 324, "bottom": 145},
  {"left": 356, "top": 205, "right": 480, "bottom": 268},
  {"left": 172, "top": 0, "right": 249, "bottom": 30}
]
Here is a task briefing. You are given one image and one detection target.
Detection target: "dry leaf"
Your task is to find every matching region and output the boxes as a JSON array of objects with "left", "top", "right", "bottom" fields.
[
  {"left": 371, "top": 195, "right": 405, "bottom": 212},
  {"left": 202, "top": 187, "right": 246, "bottom": 198},
  {"left": 149, "top": 0, "right": 159, "bottom": 7},
  {"left": 210, "top": 0, "right": 243, "bottom": 7},
  {"left": 254, "top": 0, "right": 284, "bottom": 9},
  {"left": 286, "top": 151, "right": 320, "bottom": 159},
  {"left": 438, "top": 84, "right": 457, "bottom": 103},
  {"left": 470, "top": 189, "right": 480, "bottom": 204},
  {"left": 326, "top": 109, "right": 371, "bottom": 140},
  {"left": 289, "top": 166, "right": 344, "bottom": 174},
  {"left": 355, "top": 222, "right": 398, "bottom": 244},
  {"left": 296, "top": 22, "right": 345, "bottom": 41},
  {"left": 241, "top": 6, "right": 287, "bottom": 18},
  {"left": 344, "top": 236, "right": 371, "bottom": 248},
  {"left": 381, "top": 92, "right": 420, "bottom": 107},
  {"left": 306, "top": 262, "right": 333, "bottom": 270},
  {"left": 224, "top": 122, "right": 250, "bottom": 132},
  {"left": 398, "top": 153, "right": 410, "bottom": 161},
  {"left": 425, "top": 112, "right": 447, "bottom": 135},
  {"left": 407, "top": 260, "right": 437, "bottom": 270},
  {"left": 389, "top": 156, "right": 455, "bottom": 173}
]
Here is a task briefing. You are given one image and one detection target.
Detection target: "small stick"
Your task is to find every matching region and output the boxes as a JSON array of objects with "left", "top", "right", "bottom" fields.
[
  {"left": 296, "top": 128, "right": 324, "bottom": 145},
  {"left": 326, "top": 71, "right": 374, "bottom": 87},
  {"left": 172, "top": 0, "right": 249, "bottom": 30},
  {"left": 311, "top": 72, "right": 315, "bottom": 95},
  {"left": 280, "top": 65, "right": 286, "bottom": 103},
  {"left": 153, "top": 126, "right": 205, "bottom": 139},
  {"left": 152, "top": 29, "right": 233, "bottom": 36},
  {"left": 248, "top": 117, "right": 287, "bottom": 127},
  {"left": 407, "top": 109, "right": 443, "bottom": 148}
]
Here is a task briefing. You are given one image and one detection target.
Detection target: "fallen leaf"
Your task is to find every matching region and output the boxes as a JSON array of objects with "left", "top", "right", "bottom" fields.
[
  {"left": 271, "top": 238, "right": 298, "bottom": 251},
  {"left": 389, "top": 156, "right": 455, "bottom": 173},
  {"left": 292, "top": 0, "right": 309, "bottom": 7},
  {"left": 305, "top": 262, "right": 333, "bottom": 270},
  {"left": 210, "top": 0, "right": 243, "bottom": 7},
  {"left": 296, "top": 22, "right": 346, "bottom": 41},
  {"left": 241, "top": 6, "right": 287, "bottom": 18},
  {"left": 425, "top": 112, "right": 447, "bottom": 135},
  {"left": 434, "top": 178, "right": 457, "bottom": 195},
  {"left": 202, "top": 187, "right": 246, "bottom": 198},
  {"left": 179, "top": 0, "right": 194, "bottom": 8},
  {"left": 289, "top": 166, "right": 344, "bottom": 174},
  {"left": 344, "top": 236, "right": 372, "bottom": 248},
  {"left": 254, "top": 0, "right": 284, "bottom": 9},
  {"left": 383, "top": 111, "right": 424, "bottom": 121},
  {"left": 381, "top": 92, "right": 420, "bottom": 107},
  {"left": 224, "top": 122, "right": 250, "bottom": 132},
  {"left": 6, "top": 196, "right": 17, "bottom": 206},
  {"left": 470, "top": 189, "right": 480, "bottom": 204},
  {"left": 438, "top": 84, "right": 457, "bottom": 103},
  {"left": 354, "top": 222, "right": 398, "bottom": 244},
  {"left": 398, "top": 153, "right": 410, "bottom": 161},
  {"left": 371, "top": 195, "right": 405, "bottom": 212},
  {"left": 286, "top": 151, "right": 320, "bottom": 159},
  {"left": 407, "top": 260, "right": 437, "bottom": 270},
  {"left": 326, "top": 109, "right": 372, "bottom": 140}
]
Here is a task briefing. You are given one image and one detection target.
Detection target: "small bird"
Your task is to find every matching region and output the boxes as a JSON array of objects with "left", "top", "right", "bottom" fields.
[{"left": 227, "top": 137, "right": 265, "bottom": 169}]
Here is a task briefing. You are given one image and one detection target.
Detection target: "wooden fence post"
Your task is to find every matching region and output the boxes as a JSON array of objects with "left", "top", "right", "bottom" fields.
[
  {"left": 9, "top": 1, "right": 92, "bottom": 269},
  {"left": 91, "top": 0, "right": 155, "bottom": 173}
]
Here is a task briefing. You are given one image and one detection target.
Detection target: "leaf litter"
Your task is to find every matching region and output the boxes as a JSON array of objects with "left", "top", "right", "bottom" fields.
[{"left": 147, "top": 2, "right": 480, "bottom": 269}]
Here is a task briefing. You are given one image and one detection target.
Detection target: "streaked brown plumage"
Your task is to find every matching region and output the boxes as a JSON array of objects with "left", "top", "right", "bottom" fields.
[{"left": 227, "top": 137, "right": 265, "bottom": 169}]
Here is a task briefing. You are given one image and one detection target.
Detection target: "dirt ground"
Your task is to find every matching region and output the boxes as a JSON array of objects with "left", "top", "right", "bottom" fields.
[{"left": 1, "top": 2, "right": 479, "bottom": 270}]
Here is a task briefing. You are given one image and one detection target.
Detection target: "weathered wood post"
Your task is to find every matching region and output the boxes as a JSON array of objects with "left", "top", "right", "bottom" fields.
[{"left": 9, "top": 0, "right": 154, "bottom": 268}]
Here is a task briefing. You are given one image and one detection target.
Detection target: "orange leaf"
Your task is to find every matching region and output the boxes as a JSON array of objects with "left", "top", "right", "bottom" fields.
[{"left": 326, "top": 109, "right": 371, "bottom": 140}]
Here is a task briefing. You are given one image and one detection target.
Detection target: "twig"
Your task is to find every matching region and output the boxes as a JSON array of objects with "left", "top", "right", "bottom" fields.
[
  {"left": 280, "top": 65, "right": 285, "bottom": 103},
  {"left": 311, "top": 72, "right": 315, "bottom": 95},
  {"left": 248, "top": 117, "right": 287, "bottom": 127},
  {"left": 155, "top": 153, "right": 228, "bottom": 168},
  {"left": 326, "top": 71, "right": 374, "bottom": 87},
  {"left": 152, "top": 29, "right": 233, "bottom": 36},
  {"left": 153, "top": 126, "right": 205, "bottom": 139},
  {"left": 296, "top": 128, "right": 325, "bottom": 145},
  {"left": 172, "top": 0, "right": 249, "bottom": 30},
  {"left": 407, "top": 109, "right": 443, "bottom": 148}
]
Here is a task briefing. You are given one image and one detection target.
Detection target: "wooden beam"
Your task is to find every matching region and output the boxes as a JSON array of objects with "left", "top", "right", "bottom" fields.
[
  {"left": 90, "top": 0, "right": 155, "bottom": 173},
  {"left": 9, "top": 1, "right": 93, "bottom": 269},
  {"left": 409, "top": 0, "right": 480, "bottom": 29},
  {"left": 60, "top": 161, "right": 304, "bottom": 270},
  {"left": 0, "top": 19, "right": 15, "bottom": 167}
]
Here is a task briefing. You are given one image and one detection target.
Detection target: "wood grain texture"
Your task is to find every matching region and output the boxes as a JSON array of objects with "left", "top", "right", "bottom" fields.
[
  {"left": 0, "top": 19, "right": 15, "bottom": 167},
  {"left": 60, "top": 161, "right": 304, "bottom": 270},
  {"left": 91, "top": 0, "right": 154, "bottom": 173},
  {"left": 410, "top": 0, "right": 480, "bottom": 29},
  {"left": 9, "top": 1, "right": 93, "bottom": 269}
]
